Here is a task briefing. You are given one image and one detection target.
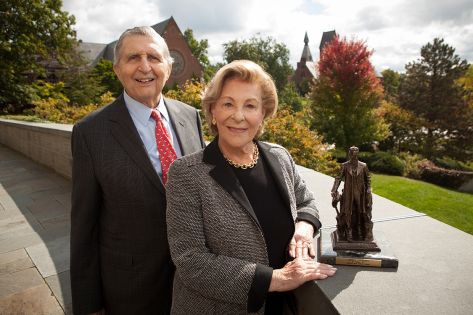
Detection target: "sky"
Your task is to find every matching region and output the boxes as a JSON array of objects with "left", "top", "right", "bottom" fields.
[{"left": 62, "top": 0, "right": 473, "bottom": 73}]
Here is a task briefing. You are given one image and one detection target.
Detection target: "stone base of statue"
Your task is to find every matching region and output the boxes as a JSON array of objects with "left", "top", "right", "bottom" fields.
[
  {"left": 331, "top": 230, "right": 381, "bottom": 251},
  {"left": 318, "top": 229, "right": 398, "bottom": 268}
]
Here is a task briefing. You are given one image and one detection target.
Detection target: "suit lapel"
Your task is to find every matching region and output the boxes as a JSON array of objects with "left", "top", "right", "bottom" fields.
[
  {"left": 258, "top": 142, "right": 291, "bottom": 209},
  {"left": 203, "top": 140, "right": 261, "bottom": 228},
  {"left": 166, "top": 98, "right": 191, "bottom": 155},
  {"left": 108, "top": 95, "right": 164, "bottom": 194}
]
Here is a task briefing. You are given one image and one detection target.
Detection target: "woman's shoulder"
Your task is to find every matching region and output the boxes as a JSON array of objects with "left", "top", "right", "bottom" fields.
[
  {"left": 259, "top": 141, "right": 291, "bottom": 159},
  {"left": 172, "top": 149, "right": 206, "bottom": 169}
]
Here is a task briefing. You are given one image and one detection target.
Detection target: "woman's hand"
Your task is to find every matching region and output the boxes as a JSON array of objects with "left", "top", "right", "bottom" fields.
[
  {"left": 288, "top": 220, "right": 315, "bottom": 259},
  {"left": 269, "top": 258, "right": 336, "bottom": 292}
]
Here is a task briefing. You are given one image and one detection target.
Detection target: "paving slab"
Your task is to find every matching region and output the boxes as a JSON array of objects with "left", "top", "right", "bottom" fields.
[
  {"left": 0, "top": 249, "right": 34, "bottom": 274},
  {"left": 26, "top": 235, "right": 70, "bottom": 278},
  {"left": 0, "top": 267, "right": 44, "bottom": 299},
  {"left": 0, "top": 284, "right": 64, "bottom": 315},
  {"left": 45, "top": 271, "right": 72, "bottom": 312}
]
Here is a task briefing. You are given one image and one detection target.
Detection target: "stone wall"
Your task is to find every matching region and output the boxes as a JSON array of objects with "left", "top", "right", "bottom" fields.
[{"left": 0, "top": 119, "right": 73, "bottom": 178}]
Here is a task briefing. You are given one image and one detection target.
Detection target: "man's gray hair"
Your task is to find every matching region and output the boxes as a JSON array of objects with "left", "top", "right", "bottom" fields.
[{"left": 113, "top": 26, "right": 174, "bottom": 65}]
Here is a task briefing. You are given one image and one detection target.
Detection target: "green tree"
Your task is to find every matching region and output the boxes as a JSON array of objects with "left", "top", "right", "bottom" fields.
[
  {"left": 223, "top": 36, "right": 293, "bottom": 91},
  {"left": 381, "top": 69, "right": 401, "bottom": 103},
  {"left": 309, "top": 36, "right": 387, "bottom": 150},
  {"left": 92, "top": 58, "right": 122, "bottom": 97},
  {"left": 0, "top": 0, "right": 77, "bottom": 113},
  {"left": 399, "top": 38, "right": 471, "bottom": 160},
  {"left": 376, "top": 100, "right": 424, "bottom": 153},
  {"left": 183, "top": 28, "right": 214, "bottom": 82},
  {"left": 457, "top": 64, "right": 473, "bottom": 108},
  {"left": 278, "top": 82, "right": 307, "bottom": 113}
]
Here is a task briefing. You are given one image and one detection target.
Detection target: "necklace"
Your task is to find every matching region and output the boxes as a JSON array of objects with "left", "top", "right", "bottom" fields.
[{"left": 224, "top": 143, "right": 259, "bottom": 169}]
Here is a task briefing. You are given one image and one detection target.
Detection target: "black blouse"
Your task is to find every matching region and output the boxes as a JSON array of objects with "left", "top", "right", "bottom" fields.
[{"left": 232, "top": 150, "right": 294, "bottom": 315}]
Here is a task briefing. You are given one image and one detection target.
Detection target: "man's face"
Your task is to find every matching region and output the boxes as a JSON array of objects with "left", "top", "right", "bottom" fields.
[
  {"left": 349, "top": 149, "right": 359, "bottom": 161},
  {"left": 113, "top": 35, "right": 171, "bottom": 108}
]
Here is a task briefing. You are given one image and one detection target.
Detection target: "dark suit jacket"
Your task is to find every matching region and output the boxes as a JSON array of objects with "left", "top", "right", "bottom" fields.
[
  {"left": 70, "top": 95, "right": 205, "bottom": 315},
  {"left": 166, "top": 140, "right": 321, "bottom": 314}
]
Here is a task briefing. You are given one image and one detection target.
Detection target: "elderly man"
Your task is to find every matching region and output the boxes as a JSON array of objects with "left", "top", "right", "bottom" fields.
[{"left": 70, "top": 26, "right": 205, "bottom": 315}]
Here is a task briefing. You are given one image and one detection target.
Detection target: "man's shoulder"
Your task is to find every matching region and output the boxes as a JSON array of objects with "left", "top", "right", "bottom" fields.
[{"left": 165, "top": 98, "right": 198, "bottom": 114}]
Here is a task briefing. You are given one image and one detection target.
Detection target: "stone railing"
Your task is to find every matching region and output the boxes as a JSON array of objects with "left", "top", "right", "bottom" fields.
[{"left": 0, "top": 119, "right": 73, "bottom": 178}]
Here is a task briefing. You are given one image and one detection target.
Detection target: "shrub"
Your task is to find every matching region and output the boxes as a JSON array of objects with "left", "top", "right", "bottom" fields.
[
  {"left": 418, "top": 160, "right": 473, "bottom": 192},
  {"left": 399, "top": 152, "right": 426, "bottom": 178},
  {"left": 433, "top": 157, "right": 473, "bottom": 172},
  {"left": 262, "top": 109, "right": 339, "bottom": 176},
  {"left": 164, "top": 80, "right": 204, "bottom": 110},
  {"left": 367, "top": 152, "right": 405, "bottom": 175},
  {"left": 31, "top": 92, "right": 114, "bottom": 124}
]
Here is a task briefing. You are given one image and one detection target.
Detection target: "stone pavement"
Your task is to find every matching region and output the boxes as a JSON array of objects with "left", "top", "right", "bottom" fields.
[{"left": 0, "top": 144, "right": 71, "bottom": 314}]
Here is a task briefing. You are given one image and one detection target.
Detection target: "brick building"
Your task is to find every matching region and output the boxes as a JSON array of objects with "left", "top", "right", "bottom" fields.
[
  {"left": 291, "top": 30, "right": 337, "bottom": 94},
  {"left": 79, "top": 17, "right": 203, "bottom": 87}
]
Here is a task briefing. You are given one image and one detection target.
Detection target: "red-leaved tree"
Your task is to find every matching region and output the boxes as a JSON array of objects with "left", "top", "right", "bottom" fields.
[{"left": 310, "top": 36, "right": 387, "bottom": 150}]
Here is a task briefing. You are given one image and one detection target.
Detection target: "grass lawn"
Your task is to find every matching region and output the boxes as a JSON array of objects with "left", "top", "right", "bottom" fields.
[{"left": 371, "top": 173, "right": 473, "bottom": 235}]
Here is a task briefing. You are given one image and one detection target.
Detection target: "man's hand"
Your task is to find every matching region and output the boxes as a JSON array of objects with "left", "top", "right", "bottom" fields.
[{"left": 288, "top": 221, "right": 315, "bottom": 259}]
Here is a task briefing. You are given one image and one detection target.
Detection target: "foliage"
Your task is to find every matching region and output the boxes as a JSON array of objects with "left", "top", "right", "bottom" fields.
[
  {"left": 223, "top": 36, "right": 293, "bottom": 91},
  {"left": 31, "top": 92, "right": 114, "bottom": 123},
  {"left": 369, "top": 152, "right": 405, "bottom": 175},
  {"left": 164, "top": 80, "right": 204, "bottom": 110},
  {"left": 309, "top": 36, "right": 387, "bottom": 150},
  {"left": 183, "top": 28, "right": 213, "bottom": 81},
  {"left": 398, "top": 38, "right": 472, "bottom": 160},
  {"left": 30, "top": 80, "right": 69, "bottom": 103},
  {"left": 92, "top": 58, "right": 122, "bottom": 97},
  {"left": 278, "top": 82, "right": 307, "bottom": 113},
  {"left": 0, "top": 0, "right": 77, "bottom": 113},
  {"left": 261, "top": 109, "right": 339, "bottom": 176},
  {"left": 376, "top": 100, "right": 424, "bottom": 153},
  {"left": 418, "top": 160, "right": 473, "bottom": 192},
  {"left": 371, "top": 173, "right": 473, "bottom": 235},
  {"left": 380, "top": 69, "right": 401, "bottom": 103},
  {"left": 0, "top": 114, "right": 46, "bottom": 122},
  {"left": 432, "top": 157, "right": 473, "bottom": 171},
  {"left": 456, "top": 64, "right": 473, "bottom": 108},
  {"left": 398, "top": 152, "right": 426, "bottom": 179}
]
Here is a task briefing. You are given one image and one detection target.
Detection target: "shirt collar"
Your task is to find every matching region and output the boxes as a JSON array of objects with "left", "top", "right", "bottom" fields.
[{"left": 123, "top": 91, "right": 170, "bottom": 125}]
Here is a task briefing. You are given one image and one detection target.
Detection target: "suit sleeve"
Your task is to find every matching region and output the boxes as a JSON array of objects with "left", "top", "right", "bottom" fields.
[
  {"left": 70, "top": 124, "right": 103, "bottom": 314},
  {"left": 166, "top": 159, "right": 270, "bottom": 309}
]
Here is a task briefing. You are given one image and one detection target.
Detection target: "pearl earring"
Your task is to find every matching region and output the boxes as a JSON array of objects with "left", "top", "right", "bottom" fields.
[{"left": 212, "top": 117, "right": 216, "bottom": 125}]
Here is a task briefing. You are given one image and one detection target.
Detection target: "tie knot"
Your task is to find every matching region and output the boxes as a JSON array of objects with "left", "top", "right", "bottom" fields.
[{"left": 151, "top": 110, "right": 162, "bottom": 122}]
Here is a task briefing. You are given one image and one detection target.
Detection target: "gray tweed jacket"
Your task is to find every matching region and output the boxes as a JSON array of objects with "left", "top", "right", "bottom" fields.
[{"left": 166, "top": 139, "right": 320, "bottom": 315}]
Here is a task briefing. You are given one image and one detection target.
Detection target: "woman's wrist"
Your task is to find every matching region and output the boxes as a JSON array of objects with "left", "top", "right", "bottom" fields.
[{"left": 268, "top": 269, "right": 284, "bottom": 292}]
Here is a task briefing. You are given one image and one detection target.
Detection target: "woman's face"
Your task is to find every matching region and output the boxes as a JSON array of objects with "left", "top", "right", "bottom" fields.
[{"left": 211, "top": 78, "right": 265, "bottom": 151}]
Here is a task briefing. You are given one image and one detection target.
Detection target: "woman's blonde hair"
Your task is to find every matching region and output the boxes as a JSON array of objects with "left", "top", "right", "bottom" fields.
[{"left": 202, "top": 60, "right": 278, "bottom": 137}]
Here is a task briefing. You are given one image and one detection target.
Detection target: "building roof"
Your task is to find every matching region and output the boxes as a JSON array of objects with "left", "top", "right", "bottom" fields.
[
  {"left": 78, "top": 42, "right": 107, "bottom": 64},
  {"left": 305, "top": 61, "right": 317, "bottom": 78},
  {"left": 319, "top": 30, "right": 337, "bottom": 51},
  {"left": 78, "top": 16, "right": 175, "bottom": 65},
  {"left": 300, "top": 32, "right": 313, "bottom": 62}
]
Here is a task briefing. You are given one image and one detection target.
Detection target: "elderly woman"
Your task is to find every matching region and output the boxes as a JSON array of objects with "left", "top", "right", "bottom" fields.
[{"left": 166, "top": 60, "right": 336, "bottom": 314}]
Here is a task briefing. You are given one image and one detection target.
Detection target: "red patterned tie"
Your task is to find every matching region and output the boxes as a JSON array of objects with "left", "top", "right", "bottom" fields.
[{"left": 151, "top": 110, "right": 177, "bottom": 185}]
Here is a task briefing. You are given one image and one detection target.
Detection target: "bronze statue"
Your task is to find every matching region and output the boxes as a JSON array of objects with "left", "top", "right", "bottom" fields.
[{"left": 331, "top": 146, "right": 379, "bottom": 251}]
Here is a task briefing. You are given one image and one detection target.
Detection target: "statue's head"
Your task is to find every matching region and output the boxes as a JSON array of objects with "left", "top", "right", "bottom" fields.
[{"left": 348, "top": 146, "right": 359, "bottom": 161}]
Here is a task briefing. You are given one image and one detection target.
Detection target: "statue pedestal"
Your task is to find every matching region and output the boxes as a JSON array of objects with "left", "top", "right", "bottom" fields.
[
  {"left": 332, "top": 230, "right": 381, "bottom": 251},
  {"left": 318, "top": 229, "right": 398, "bottom": 268}
]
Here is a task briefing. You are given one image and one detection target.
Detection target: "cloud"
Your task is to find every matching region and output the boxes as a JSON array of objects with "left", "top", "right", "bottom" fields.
[{"left": 62, "top": 0, "right": 473, "bottom": 72}]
